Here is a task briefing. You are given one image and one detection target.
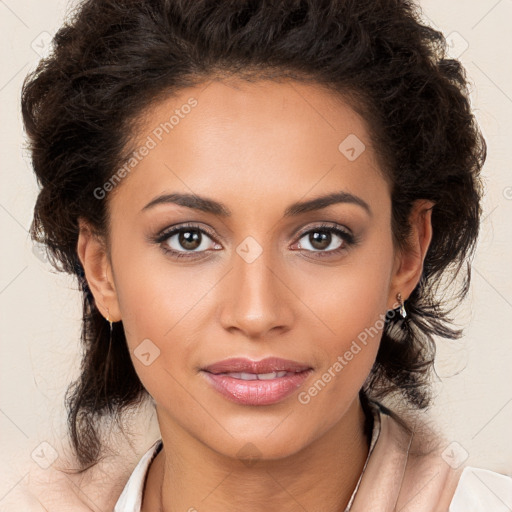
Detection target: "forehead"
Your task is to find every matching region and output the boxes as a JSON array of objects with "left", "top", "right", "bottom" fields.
[{"left": 109, "top": 79, "right": 388, "bottom": 217}]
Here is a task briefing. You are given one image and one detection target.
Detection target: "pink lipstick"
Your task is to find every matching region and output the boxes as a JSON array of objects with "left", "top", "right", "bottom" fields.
[{"left": 201, "top": 357, "right": 313, "bottom": 406}]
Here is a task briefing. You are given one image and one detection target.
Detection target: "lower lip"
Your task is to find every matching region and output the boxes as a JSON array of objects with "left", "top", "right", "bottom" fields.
[{"left": 201, "top": 370, "right": 313, "bottom": 406}]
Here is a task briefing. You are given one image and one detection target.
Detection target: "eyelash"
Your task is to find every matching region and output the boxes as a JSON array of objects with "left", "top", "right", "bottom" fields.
[{"left": 153, "top": 222, "right": 357, "bottom": 260}]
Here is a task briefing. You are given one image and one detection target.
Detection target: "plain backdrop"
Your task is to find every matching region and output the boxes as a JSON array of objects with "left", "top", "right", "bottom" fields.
[{"left": 1, "top": 0, "right": 511, "bottom": 504}]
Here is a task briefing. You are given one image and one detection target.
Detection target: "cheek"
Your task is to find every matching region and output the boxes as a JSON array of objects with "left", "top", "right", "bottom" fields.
[
  {"left": 298, "top": 233, "right": 394, "bottom": 347},
  {"left": 112, "top": 264, "right": 196, "bottom": 403},
  {"left": 294, "top": 265, "right": 390, "bottom": 420},
  {"left": 293, "top": 230, "right": 393, "bottom": 400},
  {"left": 110, "top": 237, "right": 220, "bottom": 393},
  {"left": 110, "top": 224, "right": 211, "bottom": 339}
]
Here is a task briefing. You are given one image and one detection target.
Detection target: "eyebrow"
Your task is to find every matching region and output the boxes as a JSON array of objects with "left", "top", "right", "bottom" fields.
[{"left": 141, "top": 191, "right": 371, "bottom": 217}]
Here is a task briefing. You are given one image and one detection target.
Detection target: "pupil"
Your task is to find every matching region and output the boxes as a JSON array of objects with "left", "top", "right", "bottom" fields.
[
  {"left": 179, "top": 230, "right": 201, "bottom": 250},
  {"left": 311, "top": 231, "right": 330, "bottom": 250}
]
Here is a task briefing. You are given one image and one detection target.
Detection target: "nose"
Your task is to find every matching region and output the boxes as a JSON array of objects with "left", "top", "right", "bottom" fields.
[{"left": 218, "top": 243, "right": 295, "bottom": 340}]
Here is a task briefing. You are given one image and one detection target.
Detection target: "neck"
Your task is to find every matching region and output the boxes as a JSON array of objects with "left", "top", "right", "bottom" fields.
[{"left": 143, "top": 396, "right": 371, "bottom": 512}]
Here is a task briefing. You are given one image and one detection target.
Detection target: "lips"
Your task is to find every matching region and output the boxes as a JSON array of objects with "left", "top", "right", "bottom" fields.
[
  {"left": 202, "top": 357, "right": 312, "bottom": 375},
  {"left": 201, "top": 357, "right": 313, "bottom": 405}
]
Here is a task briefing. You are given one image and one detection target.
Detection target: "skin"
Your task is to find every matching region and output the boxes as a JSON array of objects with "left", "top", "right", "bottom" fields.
[{"left": 77, "top": 79, "right": 433, "bottom": 512}]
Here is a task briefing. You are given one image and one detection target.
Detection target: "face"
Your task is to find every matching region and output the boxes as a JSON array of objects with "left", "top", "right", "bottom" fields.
[{"left": 81, "top": 79, "right": 428, "bottom": 461}]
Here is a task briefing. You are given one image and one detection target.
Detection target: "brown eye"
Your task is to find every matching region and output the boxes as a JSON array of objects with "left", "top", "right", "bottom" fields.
[
  {"left": 177, "top": 229, "right": 202, "bottom": 250},
  {"left": 164, "top": 228, "right": 215, "bottom": 252},
  {"left": 297, "top": 227, "right": 350, "bottom": 253},
  {"left": 157, "top": 224, "right": 221, "bottom": 257},
  {"left": 308, "top": 231, "right": 333, "bottom": 251}
]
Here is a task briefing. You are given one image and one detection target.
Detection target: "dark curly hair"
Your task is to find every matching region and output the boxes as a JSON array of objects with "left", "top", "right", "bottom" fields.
[{"left": 21, "top": 0, "right": 485, "bottom": 471}]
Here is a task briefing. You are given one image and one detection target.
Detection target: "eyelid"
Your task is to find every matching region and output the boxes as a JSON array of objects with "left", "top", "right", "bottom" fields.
[
  {"left": 152, "top": 222, "right": 222, "bottom": 257},
  {"left": 155, "top": 222, "right": 218, "bottom": 243},
  {"left": 291, "top": 222, "right": 356, "bottom": 253},
  {"left": 155, "top": 222, "right": 352, "bottom": 243},
  {"left": 294, "top": 221, "right": 353, "bottom": 240}
]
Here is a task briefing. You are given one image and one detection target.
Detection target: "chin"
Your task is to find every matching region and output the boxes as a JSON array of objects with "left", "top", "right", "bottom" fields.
[{"left": 202, "top": 426, "right": 314, "bottom": 464}]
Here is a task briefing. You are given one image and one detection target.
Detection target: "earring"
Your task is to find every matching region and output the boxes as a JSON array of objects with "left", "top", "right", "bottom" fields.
[
  {"left": 106, "top": 308, "right": 113, "bottom": 333},
  {"left": 396, "top": 292, "right": 407, "bottom": 319}
]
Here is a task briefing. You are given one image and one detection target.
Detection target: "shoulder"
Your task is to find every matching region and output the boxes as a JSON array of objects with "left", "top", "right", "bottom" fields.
[
  {"left": 362, "top": 400, "right": 511, "bottom": 512},
  {"left": 1, "top": 461, "right": 131, "bottom": 512},
  {"left": 0, "top": 469, "right": 96, "bottom": 512},
  {"left": 1, "top": 437, "right": 145, "bottom": 512},
  {"left": 449, "top": 466, "right": 512, "bottom": 512}
]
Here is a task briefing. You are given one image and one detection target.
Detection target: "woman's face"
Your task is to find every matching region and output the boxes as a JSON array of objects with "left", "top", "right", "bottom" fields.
[{"left": 82, "top": 79, "right": 426, "bottom": 460}]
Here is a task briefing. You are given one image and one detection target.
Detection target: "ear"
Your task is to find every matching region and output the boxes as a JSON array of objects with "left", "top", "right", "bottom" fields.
[
  {"left": 76, "top": 218, "right": 121, "bottom": 322},
  {"left": 388, "top": 199, "right": 434, "bottom": 308}
]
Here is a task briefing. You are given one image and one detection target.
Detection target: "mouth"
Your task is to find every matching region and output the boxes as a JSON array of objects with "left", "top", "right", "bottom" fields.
[
  {"left": 201, "top": 357, "right": 313, "bottom": 406},
  {"left": 210, "top": 370, "right": 303, "bottom": 380},
  {"left": 202, "top": 356, "right": 312, "bottom": 375}
]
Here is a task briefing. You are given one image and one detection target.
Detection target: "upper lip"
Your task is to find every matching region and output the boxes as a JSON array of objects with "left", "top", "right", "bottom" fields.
[{"left": 202, "top": 357, "right": 312, "bottom": 374}]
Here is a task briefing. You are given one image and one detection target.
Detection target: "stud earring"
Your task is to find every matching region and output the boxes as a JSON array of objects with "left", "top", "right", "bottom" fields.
[{"left": 396, "top": 292, "right": 407, "bottom": 319}]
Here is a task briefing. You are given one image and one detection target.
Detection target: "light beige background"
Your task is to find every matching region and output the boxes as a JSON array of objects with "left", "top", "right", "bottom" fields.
[{"left": 1, "top": 0, "right": 511, "bottom": 505}]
